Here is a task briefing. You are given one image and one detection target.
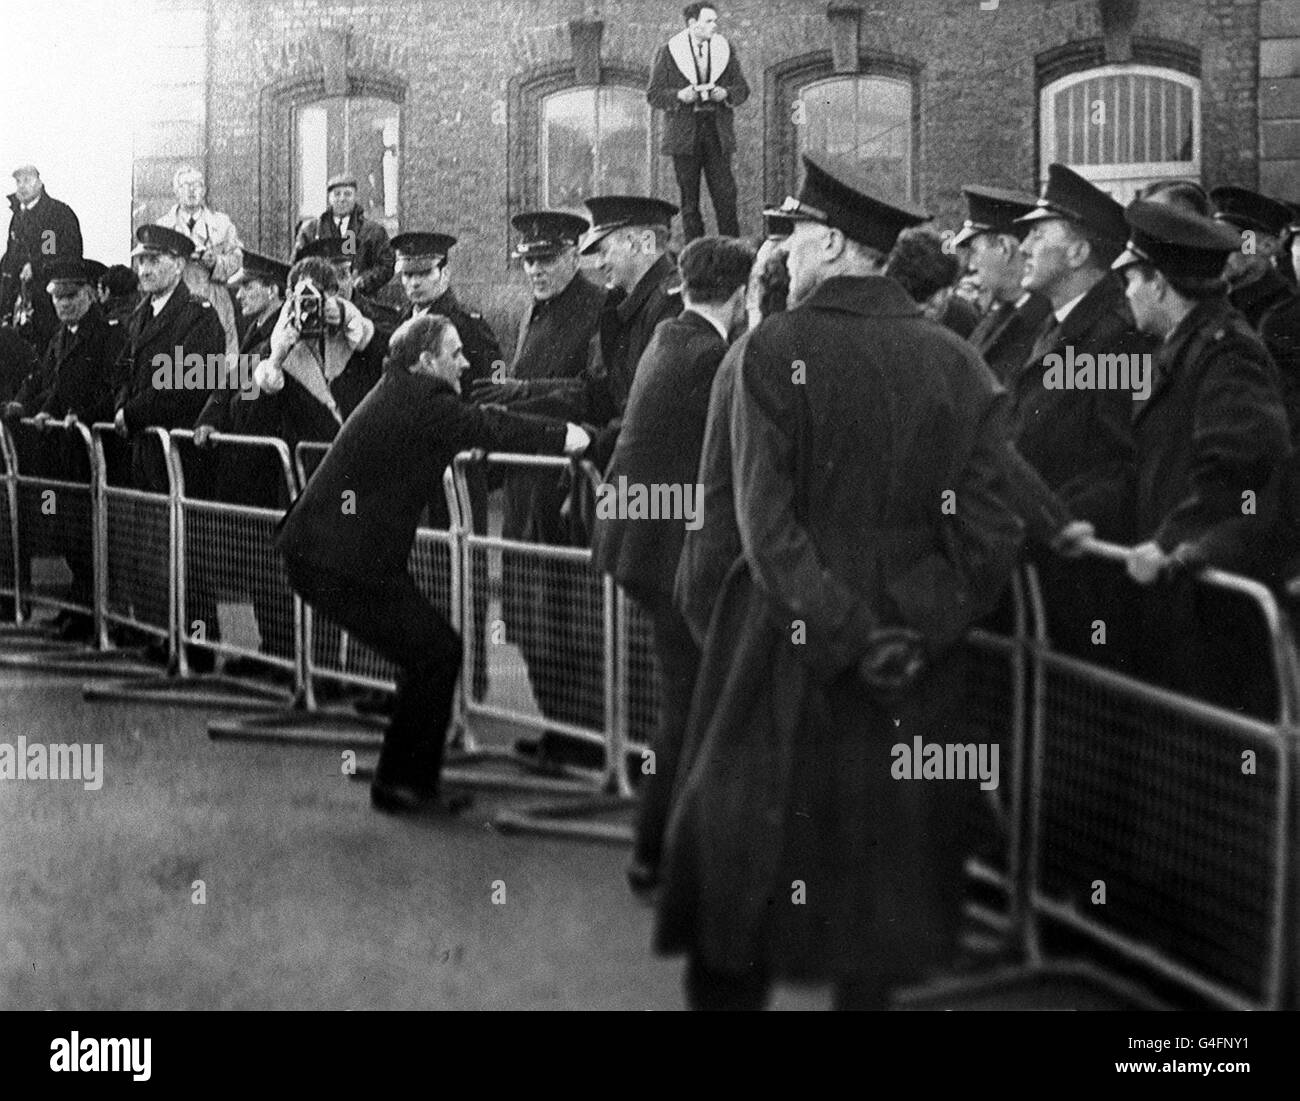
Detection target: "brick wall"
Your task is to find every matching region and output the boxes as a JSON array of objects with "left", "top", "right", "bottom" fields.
[{"left": 188, "top": 0, "right": 1267, "bottom": 343}]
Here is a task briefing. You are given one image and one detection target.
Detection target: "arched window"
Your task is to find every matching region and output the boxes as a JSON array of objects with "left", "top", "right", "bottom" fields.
[
  {"left": 293, "top": 95, "right": 400, "bottom": 237},
  {"left": 793, "top": 75, "right": 914, "bottom": 201},
  {"left": 539, "top": 86, "right": 651, "bottom": 209},
  {"left": 1040, "top": 65, "right": 1200, "bottom": 204}
]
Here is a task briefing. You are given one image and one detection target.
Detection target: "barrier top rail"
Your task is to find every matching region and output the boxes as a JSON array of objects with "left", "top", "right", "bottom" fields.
[
  {"left": 1078, "top": 535, "right": 1297, "bottom": 727},
  {"left": 168, "top": 428, "right": 296, "bottom": 502},
  {"left": 450, "top": 449, "right": 604, "bottom": 540},
  {"left": 15, "top": 414, "right": 95, "bottom": 452}
]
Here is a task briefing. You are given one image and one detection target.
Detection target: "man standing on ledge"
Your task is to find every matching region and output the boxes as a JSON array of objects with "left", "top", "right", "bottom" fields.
[{"left": 648, "top": 4, "right": 749, "bottom": 241}]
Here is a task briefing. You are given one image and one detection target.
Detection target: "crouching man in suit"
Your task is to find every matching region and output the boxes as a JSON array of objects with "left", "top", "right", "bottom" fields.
[{"left": 275, "top": 314, "right": 592, "bottom": 815}]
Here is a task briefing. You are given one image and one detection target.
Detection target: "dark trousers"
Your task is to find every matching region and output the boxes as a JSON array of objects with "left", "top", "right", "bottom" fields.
[
  {"left": 286, "top": 558, "right": 463, "bottom": 790},
  {"left": 633, "top": 593, "right": 700, "bottom": 869},
  {"left": 672, "top": 115, "right": 739, "bottom": 242}
]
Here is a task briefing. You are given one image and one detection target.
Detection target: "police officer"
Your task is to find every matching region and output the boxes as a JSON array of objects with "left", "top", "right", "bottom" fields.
[
  {"left": 112, "top": 223, "right": 226, "bottom": 661},
  {"left": 391, "top": 232, "right": 502, "bottom": 400},
  {"left": 951, "top": 185, "right": 1051, "bottom": 384},
  {"left": 469, "top": 211, "right": 609, "bottom": 750},
  {"left": 4, "top": 258, "right": 124, "bottom": 640},
  {"left": 656, "top": 154, "right": 1023, "bottom": 1010},
  {"left": 502, "top": 197, "right": 682, "bottom": 473},
  {"left": 1114, "top": 200, "right": 1291, "bottom": 709},
  {"left": 1210, "top": 186, "right": 1300, "bottom": 442}
]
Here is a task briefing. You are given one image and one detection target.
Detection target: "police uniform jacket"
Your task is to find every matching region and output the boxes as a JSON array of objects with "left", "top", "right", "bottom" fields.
[
  {"left": 499, "top": 271, "right": 605, "bottom": 543},
  {"left": 1006, "top": 272, "right": 1155, "bottom": 540},
  {"left": 18, "top": 302, "right": 123, "bottom": 425},
  {"left": 1132, "top": 295, "right": 1290, "bottom": 572},
  {"left": 401, "top": 288, "right": 502, "bottom": 398},
  {"left": 275, "top": 366, "right": 568, "bottom": 578},
  {"left": 969, "top": 292, "right": 1052, "bottom": 386},
  {"left": 592, "top": 309, "right": 727, "bottom": 603},
  {"left": 114, "top": 280, "right": 225, "bottom": 489},
  {"left": 655, "top": 275, "right": 1023, "bottom": 981}
]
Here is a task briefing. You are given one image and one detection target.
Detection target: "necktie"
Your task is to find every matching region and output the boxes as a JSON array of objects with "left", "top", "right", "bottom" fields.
[{"left": 188, "top": 215, "right": 197, "bottom": 233}]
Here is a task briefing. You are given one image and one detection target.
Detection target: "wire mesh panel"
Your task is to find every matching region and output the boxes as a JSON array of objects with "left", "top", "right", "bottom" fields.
[
  {"left": 94, "top": 426, "right": 174, "bottom": 643},
  {"left": 1028, "top": 546, "right": 1292, "bottom": 1010},
  {"left": 619, "top": 592, "right": 661, "bottom": 760},
  {"left": 10, "top": 419, "right": 98, "bottom": 619},
  {"left": 455, "top": 452, "right": 611, "bottom": 750},
  {"left": 167, "top": 430, "right": 299, "bottom": 677}
]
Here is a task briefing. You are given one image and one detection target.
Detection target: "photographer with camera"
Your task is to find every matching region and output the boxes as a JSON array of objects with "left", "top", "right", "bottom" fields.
[{"left": 248, "top": 256, "right": 375, "bottom": 441}]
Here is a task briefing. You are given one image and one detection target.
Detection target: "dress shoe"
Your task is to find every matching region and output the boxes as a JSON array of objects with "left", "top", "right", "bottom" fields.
[{"left": 370, "top": 780, "right": 474, "bottom": 817}]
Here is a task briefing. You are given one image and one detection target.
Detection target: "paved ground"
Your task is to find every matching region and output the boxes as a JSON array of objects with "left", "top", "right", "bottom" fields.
[{"left": 0, "top": 661, "right": 855, "bottom": 1011}]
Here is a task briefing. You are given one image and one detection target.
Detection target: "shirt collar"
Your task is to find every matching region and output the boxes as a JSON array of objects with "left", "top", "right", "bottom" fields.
[
  {"left": 1054, "top": 291, "right": 1088, "bottom": 325},
  {"left": 684, "top": 305, "right": 729, "bottom": 342},
  {"left": 151, "top": 284, "right": 179, "bottom": 316}
]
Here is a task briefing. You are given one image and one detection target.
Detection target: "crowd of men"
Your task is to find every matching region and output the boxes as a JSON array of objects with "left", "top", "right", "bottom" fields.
[{"left": 3, "top": 111, "right": 1300, "bottom": 1007}]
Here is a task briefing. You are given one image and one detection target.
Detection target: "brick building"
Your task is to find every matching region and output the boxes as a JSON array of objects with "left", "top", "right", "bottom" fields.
[{"left": 130, "top": 0, "right": 1299, "bottom": 338}]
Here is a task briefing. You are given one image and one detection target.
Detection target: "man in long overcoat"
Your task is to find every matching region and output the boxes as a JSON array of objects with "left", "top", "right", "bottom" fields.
[{"left": 655, "top": 155, "right": 1024, "bottom": 1010}]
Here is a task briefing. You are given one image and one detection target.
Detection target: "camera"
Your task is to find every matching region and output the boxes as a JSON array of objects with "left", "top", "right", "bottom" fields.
[{"left": 289, "top": 280, "right": 329, "bottom": 338}]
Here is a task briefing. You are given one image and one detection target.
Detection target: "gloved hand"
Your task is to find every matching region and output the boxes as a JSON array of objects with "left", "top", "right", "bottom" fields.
[
  {"left": 563, "top": 423, "right": 592, "bottom": 457},
  {"left": 1126, "top": 541, "right": 1166, "bottom": 585},
  {"left": 469, "top": 378, "right": 528, "bottom": 404},
  {"left": 858, "top": 626, "right": 927, "bottom": 702},
  {"left": 31, "top": 411, "right": 53, "bottom": 431},
  {"left": 193, "top": 424, "right": 217, "bottom": 448},
  {"left": 1050, "top": 519, "right": 1095, "bottom": 559},
  {"left": 2, "top": 401, "right": 23, "bottom": 421}
]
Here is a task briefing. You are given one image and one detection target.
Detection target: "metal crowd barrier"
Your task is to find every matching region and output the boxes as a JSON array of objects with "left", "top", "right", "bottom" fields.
[
  {"left": 906, "top": 539, "right": 1297, "bottom": 1011},
  {"left": 1023, "top": 539, "right": 1295, "bottom": 1010},
  {"left": 0, "top": 418, "right": 159, "bottom": 677}
]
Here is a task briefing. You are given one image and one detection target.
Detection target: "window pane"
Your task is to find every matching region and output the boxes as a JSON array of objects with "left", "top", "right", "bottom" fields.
[
  {"left": 541, "top": 86, "right": 650, "bottom": 208},
  {"left": 294, "top": 96, "right": 400, "bottom": 235},
  {"left": 797, "top": 77, "right": 912, "bottom": 199}
]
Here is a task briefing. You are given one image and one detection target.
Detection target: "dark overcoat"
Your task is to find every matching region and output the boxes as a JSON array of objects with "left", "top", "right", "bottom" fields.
[
  {"left": 1006, "top": 272, "right": 1154, "bottom": 540},
  {"left": 114, "top": 281, "right": 225, "bottom": 490},
  {"left": 655, "top": 276, "right": 1024, "bottom": 981},
  {"left": 275, "top": 368, "right": 567, "bottom": 578},
  {"left": 592, "top": 310, "right": 727, "bottom": 603},
  {"left": 293, "top": 207, "right": 395, "bottom": 297}
]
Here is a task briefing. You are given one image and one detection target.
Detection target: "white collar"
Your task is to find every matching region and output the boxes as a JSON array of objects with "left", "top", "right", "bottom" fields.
[
  {"left": 1013, "top": 292, "right": 1031, "bottom": 310},
  {"left": 150, "top": 284, "right": 179, "bottom": 316},
  {"left": 685, "top": 306, "right": 729, "bottom": 342},
  {"left": 1054, "top": 291, "right": 1087, "bottom": 324},
  {"left": 668, "top": 29, "right": 729, "bottom": 84}
]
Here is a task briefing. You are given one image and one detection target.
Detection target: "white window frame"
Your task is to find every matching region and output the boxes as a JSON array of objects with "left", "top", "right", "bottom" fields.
[
  {"left": 794, "top": 74, "right": 914, "bottom": 200},
  {"left": 1040, "top": 64, "right": 1201, "bottom": 202},
  {"left": 539, "top": 85, "right": 652, "bottom": 210}
]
